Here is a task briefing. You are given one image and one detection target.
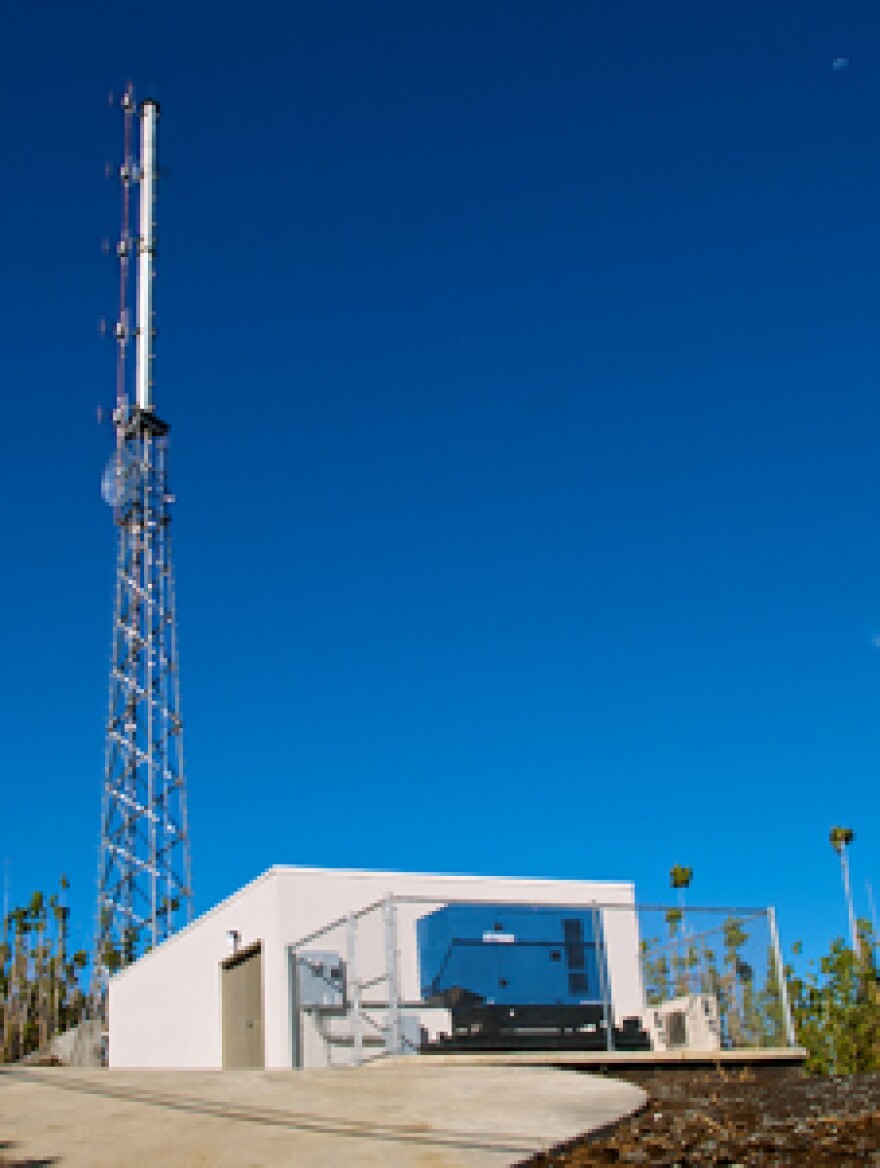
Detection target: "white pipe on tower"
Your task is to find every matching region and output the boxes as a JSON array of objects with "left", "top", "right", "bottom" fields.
[{"left": 136, "top": 100, "right": 158, "bottom": 411}]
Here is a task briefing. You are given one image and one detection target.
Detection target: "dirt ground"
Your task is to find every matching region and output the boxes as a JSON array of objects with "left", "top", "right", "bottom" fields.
[{"left": 522, "top": 1071, "right": 880, "bottom": 1167}]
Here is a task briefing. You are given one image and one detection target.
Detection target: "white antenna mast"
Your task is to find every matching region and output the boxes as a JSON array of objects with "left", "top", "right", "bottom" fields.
[{"left": 136, "top": 99, "right": 158, "bottom": 411}]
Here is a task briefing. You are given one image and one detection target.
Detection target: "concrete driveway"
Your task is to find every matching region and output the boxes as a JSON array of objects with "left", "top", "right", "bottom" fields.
[{"left": 0, "top": 1063, "right": 645, "bottom": 1167}]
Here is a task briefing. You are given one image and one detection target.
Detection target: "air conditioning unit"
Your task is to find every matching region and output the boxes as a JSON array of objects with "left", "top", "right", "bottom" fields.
[{"left": 643, "top": 993, "right": 720, "bottom": 1052}]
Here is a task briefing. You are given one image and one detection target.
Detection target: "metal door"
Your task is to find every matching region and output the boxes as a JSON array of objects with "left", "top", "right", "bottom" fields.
[{"left": 222, "top": 943, "right": 264, "bottom": 1068}]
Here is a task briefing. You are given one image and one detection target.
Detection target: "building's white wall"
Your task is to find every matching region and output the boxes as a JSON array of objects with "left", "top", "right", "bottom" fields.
[
  {"left": 602, "top": 904, "right": 646, "bottom": 1023},
  {"left": 111, "top": 866, "right": 644, "bottom": 1070},
  {"left": 108, "top": 871, "right": 282, "bottom": 1068}
]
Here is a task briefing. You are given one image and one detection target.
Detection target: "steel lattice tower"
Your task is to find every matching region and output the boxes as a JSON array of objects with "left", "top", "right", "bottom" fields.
[{"left": 93, "top": 88, "right": 192, "bottom": 998}]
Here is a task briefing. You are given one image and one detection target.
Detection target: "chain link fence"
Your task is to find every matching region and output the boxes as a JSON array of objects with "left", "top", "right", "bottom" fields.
[{"left": 288, "top": 895, "right": 795, "bottom": 1068}]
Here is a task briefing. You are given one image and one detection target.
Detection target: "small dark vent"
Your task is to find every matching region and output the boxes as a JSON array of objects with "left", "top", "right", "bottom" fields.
[{"left": 666, "top": 1010, "right": 687, "bottom": 1048}]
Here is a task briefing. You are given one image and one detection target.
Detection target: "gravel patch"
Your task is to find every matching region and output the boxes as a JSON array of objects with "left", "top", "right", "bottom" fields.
[{"left": 521, "top": 1071, "right": 880, "bottom": 1167}]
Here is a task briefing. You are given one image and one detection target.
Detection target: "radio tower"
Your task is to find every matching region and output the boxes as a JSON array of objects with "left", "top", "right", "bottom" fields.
[{"left": 93, "top": 87, "right": 192, "bottom": 999}]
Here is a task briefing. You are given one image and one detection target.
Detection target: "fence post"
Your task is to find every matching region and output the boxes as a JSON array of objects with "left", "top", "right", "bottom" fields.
[
  {"left": 346, "top": 913, "right": 363, "bottom": 1067},
  {"left": 767, "top": 906, "right": 796, "bottom": 1047},
  {"left": 288, "top": 947, "right": 299, "bottom": 1068},
  {"left": 384, "top": 895, "right": 401, "bottom": 1055},
  {"left": 593, "top": 906, "right": 614, "bottom": 1051}
]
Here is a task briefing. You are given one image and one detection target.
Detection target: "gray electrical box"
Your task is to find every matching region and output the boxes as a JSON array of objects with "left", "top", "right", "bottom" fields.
[
  {"left": 296, "top": 950, "right": 347, "bottom": 1012},
  {"left": 400, "top": 1013, "right": 423, "bottom": 1054}
]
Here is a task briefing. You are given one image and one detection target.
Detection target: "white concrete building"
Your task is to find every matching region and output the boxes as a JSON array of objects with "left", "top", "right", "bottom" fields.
[{"left": 109, "top": 866, "right": 645, "bottom": 1070}]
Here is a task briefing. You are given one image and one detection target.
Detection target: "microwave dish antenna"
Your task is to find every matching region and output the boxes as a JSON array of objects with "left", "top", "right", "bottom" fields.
[{"left": 100, "top": 448, "right": 137, "bottom": 508}]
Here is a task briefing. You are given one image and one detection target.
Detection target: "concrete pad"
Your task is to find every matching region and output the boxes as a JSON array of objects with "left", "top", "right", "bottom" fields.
[
  {"left": 0, "top": 1063, "right": 645, "bottom": 1167},
  {"left": 417, "top": 1047, "right": 808, "bottom": 1070}
]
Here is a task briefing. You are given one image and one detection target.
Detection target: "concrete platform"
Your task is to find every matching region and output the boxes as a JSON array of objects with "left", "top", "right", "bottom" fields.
[
  {"left": 0, "top": 1063, "right": 645, "bottom": 1167},
  {"left": 420, "top": 1046, "right": 808, "bottom": 1073}
]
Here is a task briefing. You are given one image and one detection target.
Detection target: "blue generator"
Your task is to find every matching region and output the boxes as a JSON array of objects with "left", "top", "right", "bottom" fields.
[
  {"left": 416, "top": 903, "right": 649, "bottom": 1051},
  {"left": 417, "top": 903, "right": 607, "bottom": 1006}
]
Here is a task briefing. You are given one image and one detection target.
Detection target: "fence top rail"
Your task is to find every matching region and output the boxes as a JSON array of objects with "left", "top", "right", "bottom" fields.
[
  {"left": 628, "top": 905, "right": 769, "bottom": 916},
  {"left": 287, "top": 898, "right": 391, "bottom": 949},
  {"left": 286, "top": 894, "right": 772, "bottom": 951},
  {"left": 389, "top": 894, "right": 770, "bottom": 915},
  {"left": 641, "top": 915, "right": 769, "bottom": 955}
]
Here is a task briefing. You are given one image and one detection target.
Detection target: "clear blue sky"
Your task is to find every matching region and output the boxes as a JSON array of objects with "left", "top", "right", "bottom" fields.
[{"left": 1, "top": 2, "right": 878, "bottom": 964}]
